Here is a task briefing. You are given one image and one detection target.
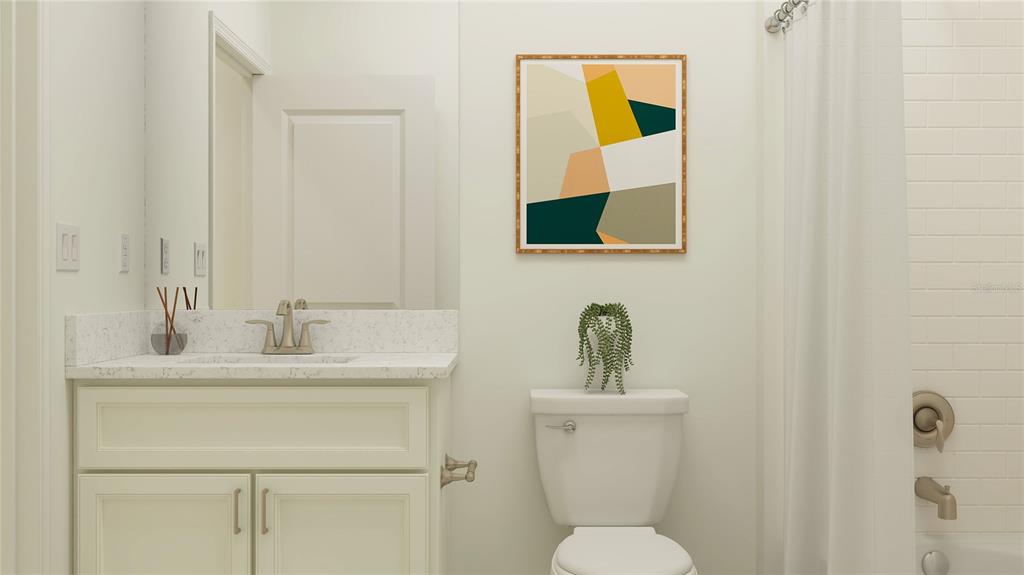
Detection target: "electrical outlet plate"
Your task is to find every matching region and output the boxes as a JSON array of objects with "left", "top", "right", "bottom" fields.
[
  {"left": 119, "top": 233, "right": 130, "bottom": 273},
  {"left": 194, "top": 242, "right": 208, "bottom": 277},
  {"left": 56, "top": 223, "right": 80, "bottom": 271},
  {"left": 160, "top": 237, "right": 170, "bottom": 275}
]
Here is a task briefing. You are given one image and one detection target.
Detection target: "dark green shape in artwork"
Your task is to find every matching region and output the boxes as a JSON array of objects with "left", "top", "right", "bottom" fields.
[
  {"left": 628, "top": 100, "right": 675, "bottom": 137},
  {"left": 526, "top": 193, "right": 610, "bottom": 245}
]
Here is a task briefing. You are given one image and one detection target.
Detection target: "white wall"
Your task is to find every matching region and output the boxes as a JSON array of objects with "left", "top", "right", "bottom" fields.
[
  {"left": 904, "top": 0, "right": 1024, "bottom": 534},
  {"left": 265, "top": 1, "right": 460, "bottom": 309},
  {"left": 453, "top": 3, "right": 762, "bottom": 574},
  {"left": 145, "top": 1, "right": 271, "bottom": 310},
  {"left": 47, "top": 2, "right": 147, "bottom": 571}
]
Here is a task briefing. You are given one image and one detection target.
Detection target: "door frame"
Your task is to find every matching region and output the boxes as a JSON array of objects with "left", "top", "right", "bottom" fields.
[
  {"left": 1, "top": 0, "right": 53, "bottom": 572},
  {"left": 207, "top": 11, "right": 269, "bottom": 309},
  {"left": 0, "top": 1, "right": 11, "bottom": 569}
]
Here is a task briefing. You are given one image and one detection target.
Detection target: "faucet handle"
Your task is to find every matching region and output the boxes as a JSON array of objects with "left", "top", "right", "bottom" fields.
[
  {"left": 294, "top": 299, "right": 308, "bottom": 310},
  {"left": 298, "top": 319, "right": 329, "bottom": 349},
  {"left": 246, "top": 319, "right": 277, "bottom": 352}
]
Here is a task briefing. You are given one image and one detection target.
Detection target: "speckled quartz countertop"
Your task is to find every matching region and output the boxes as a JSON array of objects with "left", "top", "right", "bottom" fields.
[
  {"left": 65, "top": 309, "right": 459, "bottom": 381},
  {"left": 65, "top": 352, "right": 458, "bottom": 380}
]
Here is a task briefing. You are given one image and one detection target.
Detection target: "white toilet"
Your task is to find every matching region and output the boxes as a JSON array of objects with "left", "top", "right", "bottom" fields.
[{"left": 531, "top": 388, "right": 695, "bottom": 575}]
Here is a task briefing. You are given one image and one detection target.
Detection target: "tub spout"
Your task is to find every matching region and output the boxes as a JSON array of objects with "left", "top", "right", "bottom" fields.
[{"left": 916, "top": 477, "right": 957, "bottom": 520}]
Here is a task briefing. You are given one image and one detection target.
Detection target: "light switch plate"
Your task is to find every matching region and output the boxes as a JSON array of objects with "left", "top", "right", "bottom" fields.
[
  {"left": 194, "top": 242, "right": 207, "bottom": 277},
  {"left": 56, "top": 223, "right": 80, "bottom": 271},
  {"left": 119, "top": 233, "right": 130, "bottom": 273},
  {"left": 160, "top": 237, "right": 170, "bottom": 275}
]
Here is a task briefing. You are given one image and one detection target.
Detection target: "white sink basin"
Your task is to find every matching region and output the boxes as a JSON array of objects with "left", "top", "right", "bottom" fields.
[{"left": 179, "top": 354, "right": 356, "bottom": 365}]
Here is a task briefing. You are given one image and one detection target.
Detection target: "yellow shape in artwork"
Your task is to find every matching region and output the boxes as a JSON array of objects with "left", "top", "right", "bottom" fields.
[
  {"left": 615, "top": 64, "right": 676, "bottom": 109},
  {"left": 586, "top": 70, "right": 643, "bottom": 147},
  {"left": 561, "top": 147, "right": 610, "bottom": 199}
]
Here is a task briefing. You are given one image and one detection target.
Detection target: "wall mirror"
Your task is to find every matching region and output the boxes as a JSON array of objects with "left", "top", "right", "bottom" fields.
[{"left": 146, "top": 6, "right": 455, "bottom": 311}]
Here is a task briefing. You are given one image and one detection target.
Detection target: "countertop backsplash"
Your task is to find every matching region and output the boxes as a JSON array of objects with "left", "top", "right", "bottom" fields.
[{"left": 66, "top": 309, "right": 458, "bottom": 367}]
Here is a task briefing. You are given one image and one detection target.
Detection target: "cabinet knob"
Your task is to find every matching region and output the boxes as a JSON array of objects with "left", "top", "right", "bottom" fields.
[{"left": 441, "top": 454, "right": 478, "bottom": 488}]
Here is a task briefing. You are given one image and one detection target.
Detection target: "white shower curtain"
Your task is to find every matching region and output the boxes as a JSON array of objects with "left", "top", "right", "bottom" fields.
[{"left": 781, "top": 1, "right": 916, "bottom": 574}]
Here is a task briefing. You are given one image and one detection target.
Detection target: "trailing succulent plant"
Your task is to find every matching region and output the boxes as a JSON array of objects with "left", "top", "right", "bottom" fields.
[{"left": 576, "top": 303, "right": 634, "bottom": 395}]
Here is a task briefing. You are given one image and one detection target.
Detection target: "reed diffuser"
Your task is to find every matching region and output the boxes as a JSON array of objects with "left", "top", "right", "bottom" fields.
[{"left": 152, "top": 287, "right": 188, "bottom": 355}]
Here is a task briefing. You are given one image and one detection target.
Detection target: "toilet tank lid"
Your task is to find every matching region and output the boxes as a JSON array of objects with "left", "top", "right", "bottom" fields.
[{"left": 530, "top": 389, "right": 689, "bottom": 415}]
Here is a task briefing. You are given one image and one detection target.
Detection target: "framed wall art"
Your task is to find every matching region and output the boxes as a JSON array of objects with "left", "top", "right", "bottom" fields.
[{"left": 516, "top": 54, "right": 686, "bottom": 254}]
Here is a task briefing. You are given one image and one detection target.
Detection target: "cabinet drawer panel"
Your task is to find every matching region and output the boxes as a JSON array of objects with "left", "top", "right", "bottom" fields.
[{"left": 77, "top": 387, "right": 428, "bottom": 469}]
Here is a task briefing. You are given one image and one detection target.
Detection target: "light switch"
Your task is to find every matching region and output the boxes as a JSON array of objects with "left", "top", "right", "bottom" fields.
[
  {"left": 160, "top": 237, "right": 170, "bottom": 275},
  {"left": 194, "top": 242, "right": 208, "bottom": 277},
  {"left": 56, "top": 223, "right": 80, "bottom": 271},
  {"left": 120, "top": 233, "right": 130, "bottom": 273}
]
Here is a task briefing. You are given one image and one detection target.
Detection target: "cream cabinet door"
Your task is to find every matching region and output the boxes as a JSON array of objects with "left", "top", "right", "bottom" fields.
[
  {"left": 77, "top": 474, "right": 250, "bottom": 575},
  {"left": 256, "top": 474, "right": 428, "bottom": 575}
]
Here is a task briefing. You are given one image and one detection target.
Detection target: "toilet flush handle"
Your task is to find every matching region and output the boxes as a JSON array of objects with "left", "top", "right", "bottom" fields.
[{"left": 546, "top": 420, "right": 576, "bottom": 433}]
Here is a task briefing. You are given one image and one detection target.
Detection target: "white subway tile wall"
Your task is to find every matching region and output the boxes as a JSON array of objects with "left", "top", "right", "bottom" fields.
[{"left": 905, "top": 0, "right": 1024, "bottom": 534}]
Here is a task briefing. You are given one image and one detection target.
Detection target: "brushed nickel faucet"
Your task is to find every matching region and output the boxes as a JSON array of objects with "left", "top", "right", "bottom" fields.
[
  {"left": 915, "top": 477, "right": 957, "bottom": 520},
  {"left": 246, "top": 299, "right": 328, "bottom": 355}
]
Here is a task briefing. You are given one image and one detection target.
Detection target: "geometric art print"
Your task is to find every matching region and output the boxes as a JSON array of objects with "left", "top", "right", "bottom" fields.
[{"left": 516, "top": 55, "right": 687, "bottom": 253}]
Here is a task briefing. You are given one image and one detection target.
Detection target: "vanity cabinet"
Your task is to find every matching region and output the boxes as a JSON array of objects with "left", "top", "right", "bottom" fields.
[
  {"left": 77, "top": 474, "right": 251, "bottom": 575},
  {"left": 74, "top": 382, "right": 450, "bottom": 575}
]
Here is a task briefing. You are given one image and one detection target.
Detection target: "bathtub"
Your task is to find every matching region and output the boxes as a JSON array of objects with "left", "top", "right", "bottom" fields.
[{"left": 916, "top": 534, "right": 1024, "bottom": 574}]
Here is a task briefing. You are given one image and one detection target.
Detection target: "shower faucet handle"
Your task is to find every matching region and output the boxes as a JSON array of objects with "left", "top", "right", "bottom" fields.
[{"left": 913, "top": 391, "right": 955, "bottom": 454}]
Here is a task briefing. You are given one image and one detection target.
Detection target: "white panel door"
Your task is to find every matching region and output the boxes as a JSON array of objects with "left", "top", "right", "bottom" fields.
[
  {"left": 256, "top": 474, "right": 428, "bottom": 575},
  {"left": 252, "top": 76, "right": 435, "bottom": 309},
  {"left": 77, "top": 474, "right": 250, "bottom": 575}
]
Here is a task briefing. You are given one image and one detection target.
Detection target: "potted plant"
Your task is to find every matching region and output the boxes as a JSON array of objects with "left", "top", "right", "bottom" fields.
[{"left": 576, "top": 303, "right": 634, "bottom": 394}]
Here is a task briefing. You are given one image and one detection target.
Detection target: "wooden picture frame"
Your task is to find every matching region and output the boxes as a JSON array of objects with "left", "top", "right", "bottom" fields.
[{"left": 516, "top": 54, "right": 687, "bottom": 254}]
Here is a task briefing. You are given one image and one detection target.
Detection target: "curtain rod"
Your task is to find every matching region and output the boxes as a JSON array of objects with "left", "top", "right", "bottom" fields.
[{"left": 765, "top": 0, "right": 808, "bottom": 33}]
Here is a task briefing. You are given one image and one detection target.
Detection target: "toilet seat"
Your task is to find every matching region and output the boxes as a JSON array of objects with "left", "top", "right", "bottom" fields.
[{"left": 551, "top": 527, "right": 696, "bottom": 575}]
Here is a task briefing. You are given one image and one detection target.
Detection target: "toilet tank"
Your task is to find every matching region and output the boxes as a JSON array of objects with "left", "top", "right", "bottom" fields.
[{"left": 530, "top": 389, "right": 689, "bottom": 526}]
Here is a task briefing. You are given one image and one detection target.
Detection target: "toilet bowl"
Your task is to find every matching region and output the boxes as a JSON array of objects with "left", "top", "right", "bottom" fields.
[
  {"left": 550, "top": 527, "right": 696, "bottom": 575},
  {"left": 531, "top": 389, "right": 694, "bottom": 575}
]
